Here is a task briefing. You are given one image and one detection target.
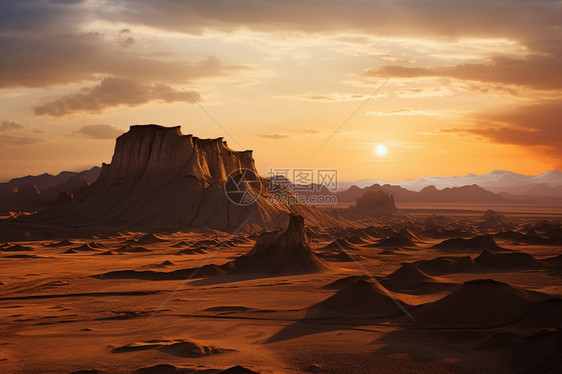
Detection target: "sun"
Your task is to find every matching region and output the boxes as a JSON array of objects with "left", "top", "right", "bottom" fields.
[{"left": 375, "top": 144, "right": 387, "bottom": 156}]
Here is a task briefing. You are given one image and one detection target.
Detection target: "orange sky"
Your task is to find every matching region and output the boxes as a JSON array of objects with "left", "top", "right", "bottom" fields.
[{"left": 0, "top": 0, "right": 561, "bottom": 182}]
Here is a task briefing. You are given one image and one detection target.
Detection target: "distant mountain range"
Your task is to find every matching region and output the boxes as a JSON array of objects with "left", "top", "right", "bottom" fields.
[
  {"left": 338, "top": 170, "right": 562, "bottom": 198},
  {"left": 2, "top": 167, "right": 561, "bottom": 213},
  {"left": 335, "top": 183, "right": 525, "bottom": 205},
  {"left": 0, "top": 167, "right": 100, "bottom": 212}
]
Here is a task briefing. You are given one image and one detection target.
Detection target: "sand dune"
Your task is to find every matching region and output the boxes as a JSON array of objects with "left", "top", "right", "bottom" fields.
[
  {"left": 410, "top": 255, "right": 480, "bottom": 275},
  {"left": 72, "top": 243, "right": 99, "bottom": 252},
  {"left": 411, "top": 279, "right": 554, "bottom": 328},
  {"left": 3, "top": 244, "right": 34, "bottom": 252},
  {"left": 111, "top": 338, "right": 230, "bottom": 358},
  {"left": 432, "top": 234, "right": 502, "bottom": 251},
  {"left": 131, "top": 364, "right": 260, "bottom": 374},
  {"left": 376, "top": 233, "right": 416, "bottom": 248},
  {"left": 115, "top": 245, "right": 152, "bottom": 253},
  {"left": 307, "top": 278, "right": 410, "bottom": 318},
  {"left": 509, "top": 329, "right": 562, "bottom": 374},
  {"left": 475, "top": 249, "right": 545, "bottom": 269},
  {"left": 319, "top": 250, "right": 360, "bottom": 262},
  {"left": 381, "top": 263, "right": 450, "bottom": 291}
]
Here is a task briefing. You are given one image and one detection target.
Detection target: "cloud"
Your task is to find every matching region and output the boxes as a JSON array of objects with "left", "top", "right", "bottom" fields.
[
  {"left": 2, "top": 1, "right": 560, "bottom": 88},
  {"left": 366, "top": 108, "right": 459, "bottom": 117},
  {"left": 0, "top": 120, "right": 24, "bottom": 132},
  {"left": 34, "top": 77, "right": 200, "bottom": 117},
  {"left": 293, "top": 93, "right": 368, "bottom": 102},
  {"left": 363, "top": 55, "right": 562, "bottom": 90},
  {"left": 104, "top": 1, "right": 561, "bottom": 46},
  {"left": 0, "top": 120, "right": 43, "bottom": 146},
  {"left": 258, "top": 128, "right": 323, "bottom": 140},
  {"left": 448, "top": 101, "right": 562, "bottom": 161},
  {"left": 259, "top": 134, "right": 290, "bottom": 140},
  {"left": 0, "top": 28, "right": 249, "bottom": 88},
  {"left": 118, "top": 28, "right": 135, "bottom": 48},
  {"left": 395, "top": 87, "right": 455, "bottom": 98},
  {"left": 0, "top": 2, "right": 251, "bottom": 90},
  {"left": 71, "top": 124, "right": 125, "bottom": 140}
]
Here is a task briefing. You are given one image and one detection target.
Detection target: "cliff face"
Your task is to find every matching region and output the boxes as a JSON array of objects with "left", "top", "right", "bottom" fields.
[
  {"left": 95, "top": 125, "right": 256, "bottom": 189},
  {"left": 354, "top": 190, "right": 400, "bottom": 216},
  {"left": 33, "top": 125, "right": 329, "bottom": 231}
]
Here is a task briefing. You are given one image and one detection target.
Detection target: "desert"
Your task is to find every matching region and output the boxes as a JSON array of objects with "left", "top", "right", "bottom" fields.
[
  {"left": 1, "top": 125, "right": 561, "bottom": 374},
  {"left": 2, "top": 1, "right": 562, "bottom": 372}
]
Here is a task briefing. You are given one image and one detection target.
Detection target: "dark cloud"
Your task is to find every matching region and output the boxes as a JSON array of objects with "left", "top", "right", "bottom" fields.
[
  {"left": 0, "top": 27, "right": 248, "bottom": 88},
  {"left": 471, "top": 101, "right": 562, "bottom": 146},
  {"left": 105, "top": 0, "right": 561, "bottom": 46},
  {"left": 118, "top": 28, "right": 135, "bottom": 47},
  {"left": 1, "top": 0, "right": 561, "bottom": 116},
  {"left": 71, "top": 124, "right": 124, "bottom": 140},
  {"left": 0, "top": 120, "right": 25, "bottom": 132},
  {"left": 0, "top": 119, "right": 43, "bottom": 145},
  {"left": 1, "top": 1, "right": 560, "bottom": 91},
  {"left": 0, "top": 0, "right": 88, "bottom": 35},
  {"left": 364, "top": 55, "right": 562, "bottom": 90},
  {"left": 448, "top": 101, "right": 562, "bottom": 161},
  {"left": 34, "top": 77, "right": 200, "bottom": 117},
  {"left": 0, "top": 1, "right": 251, "bottom": 119}
]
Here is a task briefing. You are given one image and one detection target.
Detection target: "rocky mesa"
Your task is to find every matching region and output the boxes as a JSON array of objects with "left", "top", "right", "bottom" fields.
[{"left": 30, "top": 125, "right": 329, "bottom": 231}]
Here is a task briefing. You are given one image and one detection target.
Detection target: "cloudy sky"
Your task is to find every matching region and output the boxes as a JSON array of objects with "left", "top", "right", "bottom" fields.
[{"left": 1, "top": 0, "right": 561, "bottom": 182}]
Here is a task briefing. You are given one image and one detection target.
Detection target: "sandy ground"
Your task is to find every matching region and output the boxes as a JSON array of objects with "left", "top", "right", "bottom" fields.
[{"left": 1, "top": 213, "right": 561, "bottom": 374}]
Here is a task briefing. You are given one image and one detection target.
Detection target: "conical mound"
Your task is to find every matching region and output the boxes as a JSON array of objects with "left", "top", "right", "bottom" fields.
[
  {"left": 307, "top": 278, "right": 410, "bottom": 318},
  {"left": 135, "top": 233, "right": 167, "bottom": 245},
  {"left": 412, "top": 279, "right": 547, "bottom": 328},
  {"left": 475, "top": 250, "right": 545, "bottom": 269},
  {"left": 432, "top": 234, "right": 501, "bottom": 251},
  {"left": 383, "top": 263, "right": 441, "bottom": 288},
  {"left": 322, "top": 238, "right": 358, "bottom": 250},
  {"left": 231, "top": 214, "right": 332, "bottom": 274},
  {"left": 3, "top": 244, "right": 34, "bottom": 252},
  {"left": 412, "top": 255, "right": 479, "bottom": 275},
  {"left": 46, "top": 239, "right": 74, "bottom": 247},
  {"left": 73, "top": 243, "right": 98, "bottom": 252},
  {"left": 376, "top": 233, "right": 416, "bottom": 248},
  {"left": 398, "top": 227, "right": 422, "bottom": 241}
]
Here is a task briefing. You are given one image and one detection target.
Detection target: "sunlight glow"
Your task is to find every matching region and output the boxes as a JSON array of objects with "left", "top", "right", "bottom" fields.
[{"left": 375, "top": 144, "right": 388, "bottom": 156}]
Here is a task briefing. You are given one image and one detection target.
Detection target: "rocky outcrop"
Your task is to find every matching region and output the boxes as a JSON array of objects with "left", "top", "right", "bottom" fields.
[
  {"left": 30, "top": 125, "right": 329, "bottom": 231},
  {"left": 233, "top": 214, "right": 331, "bottom": 273},
  {"left": 307, "top": 277, "right": 410, "bottom": 318},
  {"left": 411, "top": 279, "right": 552, "bottom": 328},
  {"left": 353, "top": 190, "right": 401, "bottom": 216}
]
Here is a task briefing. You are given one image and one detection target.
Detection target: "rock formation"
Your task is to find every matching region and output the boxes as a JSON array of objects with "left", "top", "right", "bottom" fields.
[
  {"left": 474, "top": 250, "right": 545, "bottom": 269},
  {"left": 411, "top": 279, "right": 551, "bottom": 328},
  {"left": 352, "top": 190, "right": 401, "bottom": 216},
  {"left": 230, "top": 213, "right": 331, "bottom": 274},
  {"left": 432, "top": 234, "right": 502, "bottom": 251},
  {"left": 307, "top": 278, "right": 410, "bottom": 318},
  {"left": 30, "top": 125, "right": 329, "bottom": 231}
]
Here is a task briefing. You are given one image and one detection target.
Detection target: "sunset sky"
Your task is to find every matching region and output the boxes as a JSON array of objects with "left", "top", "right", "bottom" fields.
[{"left": 1, "top": 0, "right": 561, "bottom": 183}]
